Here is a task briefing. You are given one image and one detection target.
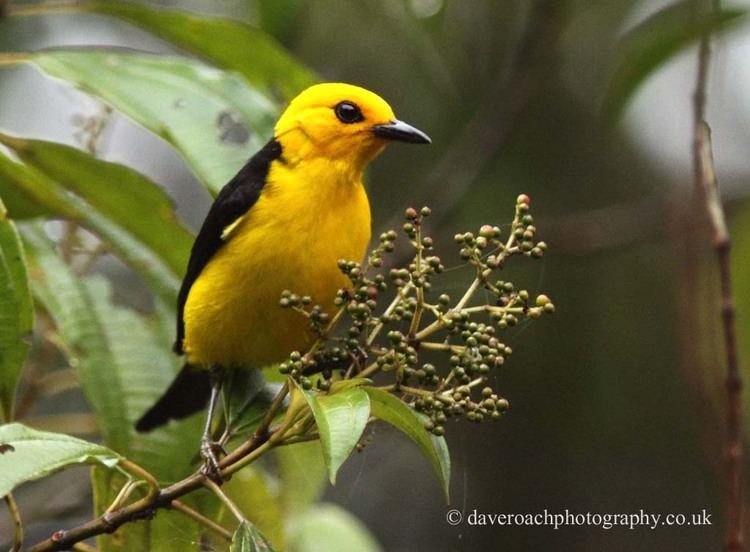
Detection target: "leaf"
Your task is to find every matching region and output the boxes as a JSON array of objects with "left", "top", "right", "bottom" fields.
[
  {"left": 301, "top": 386, "right": 370, "bottom": 484},
  {"left": 224, "top": 369, "right": 268, "bottom": 427},
  {"left": 231, "top": 521, "right": 277, "bottom": 552},
  {"left": 0, "top": 150, "right": 179, "bottom": 303},
  {"left": 0, "top": 422, "right": 121, "bottom": 497},
  {"left": 288, "top": 503, "right": 382, "bottom": 552},
  {"left": 222, "top": 467, "right": 285, "bottom": 549},
  {"left": 0, "top": 133, "right": 193, "bottom": 276},
  {"left": 22, "top": 49, "right": 279, "bottom": 193},
  {"left": 602, "top": 1, "right": 746, "bottom": 121},
  {"left": 22, "top": 227, "right": 199, "bottom": 472},
  {"left": 0, "top": 197, "right": 33, "bottom": 422},
  {"left": 88, "top": 0, "right": 317, "bottom": 98},
  {"left": 364, "top": 387, "right": 451, "bottom": 501},
  {"left": 92, "top": 466, "right": 203, "bottom": 552}
]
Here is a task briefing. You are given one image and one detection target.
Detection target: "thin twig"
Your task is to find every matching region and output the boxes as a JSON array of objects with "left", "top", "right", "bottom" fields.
[
  {"left": 171, "top": 500, "right": 232, "bottom": 541},
  {"left": 204, "top": 479, "right": 246, "bottom": 523},
  {"left": 26, "top": 382, "right": 286, "bottom": 552},
  {"left": 692, "top": 2, "right": 743, "bottom": 551},
  {"left": 4, "top": 493, "right": 23, "bottom": 552}
]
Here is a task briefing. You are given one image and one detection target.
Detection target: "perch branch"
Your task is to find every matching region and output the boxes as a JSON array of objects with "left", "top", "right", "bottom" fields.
[{"left": 692, "top": 2, "right": 743, "bottom": 550}]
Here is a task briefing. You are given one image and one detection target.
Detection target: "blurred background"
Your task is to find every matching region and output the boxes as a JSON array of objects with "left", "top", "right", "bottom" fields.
[{"left": 2, "top": 0, "right": 750, "bottom": 550}]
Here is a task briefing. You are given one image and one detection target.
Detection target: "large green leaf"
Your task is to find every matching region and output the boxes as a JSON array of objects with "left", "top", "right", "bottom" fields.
[
  {"left": 23, "top": 227, "right": 130, "bottom": 453},
  {"left": 0, "top": 133, "right": 193, "bottom": 276},
  {"left": 0, "top": 150, "right": 178, "bottom": 302},
  {"left": 87, "top": 1, "right": 317, "bottom": 98},
  {"left": 0, "top": 198, "right": 33, "bottom": 422},
  {"left": 364, "top": 387, "right": 451, "bottom": 501},
  {"left": 288, "top": 503, "right": 382, "bottom": 552},
  {"left": 231, "top": 521, "right": 277, "bottom": 552},
  {"left": 602, "top": 1, "right": 746, "bottom": 121},
  {"left": 22, "top": 226, "right": 200, "bottom": 469},
  {"left": 17, "top": 49, "right": 278, "bottom": 193},
  {"left": 0, "top": 423, "right": 120, "bottom": 497},
  {"left": 301, "top": 386, "right": 370, "bottom": 485}
]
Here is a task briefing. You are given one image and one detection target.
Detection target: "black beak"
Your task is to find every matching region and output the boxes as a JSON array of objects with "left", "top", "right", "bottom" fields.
[{"left": 372, "top": 119, "right": 431, "bottom": 144}]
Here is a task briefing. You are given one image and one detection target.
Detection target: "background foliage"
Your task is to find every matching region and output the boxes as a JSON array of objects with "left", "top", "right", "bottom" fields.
[{"left": 1, "top": 0, "right": 749, "bottom": 551}]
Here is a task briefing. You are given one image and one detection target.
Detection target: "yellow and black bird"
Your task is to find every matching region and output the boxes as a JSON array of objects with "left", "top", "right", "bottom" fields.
[{"left": 135, "top": 83, "right": 431, "bottom": 467}]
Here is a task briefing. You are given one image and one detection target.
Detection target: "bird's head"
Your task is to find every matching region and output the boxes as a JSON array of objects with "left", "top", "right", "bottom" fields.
[{"left": 273, "top": 83, "right": 430, "bottom": 173}]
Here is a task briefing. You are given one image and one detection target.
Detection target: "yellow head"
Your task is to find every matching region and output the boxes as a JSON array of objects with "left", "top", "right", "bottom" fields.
[{"left": 274, "top": 83, "right": 430, "bottom": 172}]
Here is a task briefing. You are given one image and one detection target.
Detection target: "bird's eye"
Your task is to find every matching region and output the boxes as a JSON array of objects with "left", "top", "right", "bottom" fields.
[{"left": 334, "top": 101, "right": 364, "bottom": 124}]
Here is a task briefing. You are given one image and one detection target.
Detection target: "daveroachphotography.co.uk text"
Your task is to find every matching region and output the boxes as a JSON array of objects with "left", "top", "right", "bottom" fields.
[{"left": 445, "top": 509, "right": 713, "bottom": 530}]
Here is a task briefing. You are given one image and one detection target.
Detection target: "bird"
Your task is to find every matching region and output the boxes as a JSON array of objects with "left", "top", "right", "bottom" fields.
[{"left": 135, "top": 82, "right": 431, "bottom": 473}]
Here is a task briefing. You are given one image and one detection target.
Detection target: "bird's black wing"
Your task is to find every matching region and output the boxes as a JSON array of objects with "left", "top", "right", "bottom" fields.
[{"left": 173, "top": 139, "right": 282, "bottom": 354}]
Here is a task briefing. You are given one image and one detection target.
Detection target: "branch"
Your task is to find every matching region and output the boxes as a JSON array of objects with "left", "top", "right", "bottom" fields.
[
  {"left": 26, "top": 381, "right": 288, "bottom": 552},
  {"left": 4, "top": 493, "right": 23, "bottom": 552},
  {"left": 692, "top": 3, "right": 743, "bottom": 551}
]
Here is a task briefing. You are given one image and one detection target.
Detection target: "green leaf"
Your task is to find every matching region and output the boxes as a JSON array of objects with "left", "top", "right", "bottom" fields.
[
  {"left": 221, "top": 467, "right": 284, "bottom": 549},
  {"left": 602, "top": 1, "right": 746, "bottom": 121},
  {"left": 0, "top": 198, "right": 33, "bottom": 422},
  {"left": 0, "top": 133, "right": 193, "bottom": 276},
  {"left": 22, "top": 226, "right": 198, "bottom": 469},
  {"left": 23, "top": 49, "right": 279, "bottom": 193},
  {"left": 224, "top": 369, "right": 268, "bottom": 427},
  {"left": 0, "top": 150, "right": 179, "bottom": 303},
  {"left": 88, "top": 0, "right": 317, "bottom": 98},
  {"left": 288, "top": 503, "right": 382, "bottom": 552},
  {"left": 0, "top": 423, "right": 121, "bottom": 497},
  {"left": 301, "top": 386, "right": 370, "bottom": 484},
  {"left": 231, "top": 521, "right": 277, "bottom": 552},
  {"left": 364, "top": 387, "right": 451, "bottom": 501},
  {"left": 92, "top": 466, "right": 203, "bottom": 552}
]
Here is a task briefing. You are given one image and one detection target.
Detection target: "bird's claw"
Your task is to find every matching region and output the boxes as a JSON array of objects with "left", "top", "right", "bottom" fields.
[{"left": 200, "top": 439, "right": 226, "bottom": 482}]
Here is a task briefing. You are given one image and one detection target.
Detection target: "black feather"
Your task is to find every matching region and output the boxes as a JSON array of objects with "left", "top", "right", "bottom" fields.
[
  {"left": 136, "top": 139, "right": 282, "bottom": 433},
  {"left": 135, "top": 365, "right": 212, "bottom": 432},
  {"left": 173, "top": 139, "right": 282, "bottom": 354}
]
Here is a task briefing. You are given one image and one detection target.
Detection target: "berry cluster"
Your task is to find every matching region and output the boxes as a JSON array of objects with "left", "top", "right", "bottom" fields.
[{"left": 278, "top": 195, "right": 553, "bottom": 437}]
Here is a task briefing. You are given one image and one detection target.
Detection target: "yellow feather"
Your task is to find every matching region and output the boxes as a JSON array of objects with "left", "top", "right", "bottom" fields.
[{"left": 179, "top": 83, "right": 426, "bottom": 370}]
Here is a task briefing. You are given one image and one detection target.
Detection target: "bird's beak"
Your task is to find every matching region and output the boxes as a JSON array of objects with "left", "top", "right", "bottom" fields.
[{"left": 372, "top": 119, "right": 431, "bottom": 144}]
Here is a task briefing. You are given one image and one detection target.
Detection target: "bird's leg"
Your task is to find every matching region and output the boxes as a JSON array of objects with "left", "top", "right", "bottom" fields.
[{"left": 200, "top": 366, "right": 226, "bottom": 483}]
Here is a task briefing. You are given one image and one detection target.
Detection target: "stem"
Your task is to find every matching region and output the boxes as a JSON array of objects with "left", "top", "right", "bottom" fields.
[
  {"left": 26, "top": 383, "right": 290, "bottom": 551},
  {"left": 277, "top": 432, "right": 320, "bottom": 446},
  {"left": 365, "top": 282, "right": 414, "bottom": 348},
  {"left": 419, "top": 341, "right": 465, "bottom": 353},
  {"left": 171, "top": 500, "right": 232, "bottom": 541},
  {"left": 224, "top": 441, "right": 274, "bottom": 477},
  {"left": 455, "top": 276, "right": 481, "bottom": 310},
  {"left": 103, "top": 480, "right": 139, "bottom": 514},
  {"left": 204, "top": 479, "right": 246, "bottom": 523},
  {"left": 5, "top": 493, "right": 23, "bottom": 552},
  {"left": 408, "top": 224, "right": 425, "bottom": 338},
  {"left": 691, "top": 3, "right": 743, "bottom": 551},
  {"left": 119, "top": 459, "right": 159, "bottom": 500}
]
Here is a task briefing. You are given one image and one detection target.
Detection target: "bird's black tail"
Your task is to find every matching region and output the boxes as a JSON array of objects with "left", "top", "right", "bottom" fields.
[{"left": 135, "top": 364, "right": 211, "bottom": 432}]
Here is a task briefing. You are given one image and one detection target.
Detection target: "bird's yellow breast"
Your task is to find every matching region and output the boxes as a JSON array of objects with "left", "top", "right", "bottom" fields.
[{"left": 182, "top": 158, "right": 371, "bottom": 368}]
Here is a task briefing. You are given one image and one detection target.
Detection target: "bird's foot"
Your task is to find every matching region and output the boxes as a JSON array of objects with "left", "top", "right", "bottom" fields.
[{"left": 200, "top": 438, "right": 226, "bottom": 483}]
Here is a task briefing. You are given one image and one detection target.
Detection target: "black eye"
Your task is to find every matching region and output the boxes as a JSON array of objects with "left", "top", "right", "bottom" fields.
[{"left": 334, "top": 101, "right": 364, "bottom": 124}]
